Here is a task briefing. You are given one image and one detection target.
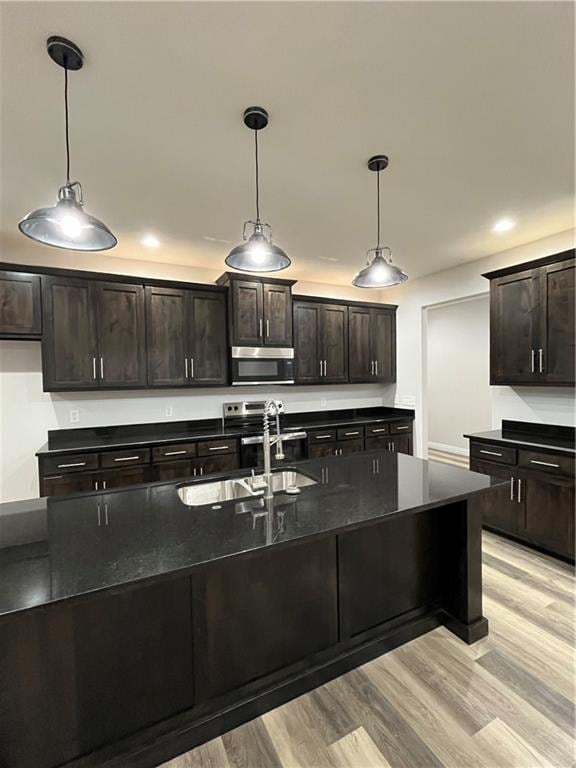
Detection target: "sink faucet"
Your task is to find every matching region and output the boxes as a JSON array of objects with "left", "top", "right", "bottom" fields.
[{"left": 262, "top": 399, "right": 284, "bottom": 500}]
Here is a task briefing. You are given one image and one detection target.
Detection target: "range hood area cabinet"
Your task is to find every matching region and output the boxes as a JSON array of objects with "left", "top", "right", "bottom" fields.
[
  {"left": 485, "top": 249, "right": 575, "bottom": 386},
  {"left": 216, "top": 272, "right": 296, "bottom": 348}
]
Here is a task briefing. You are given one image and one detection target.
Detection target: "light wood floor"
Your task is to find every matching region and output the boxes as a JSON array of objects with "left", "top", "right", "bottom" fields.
[{"left": 160, "top": 532, "right": 575, "bottom": 768}]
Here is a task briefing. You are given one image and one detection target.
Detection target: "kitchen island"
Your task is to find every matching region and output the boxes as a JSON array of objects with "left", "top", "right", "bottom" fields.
[{"left": 0, "top": 450, "right": 496, "bottom": 768}]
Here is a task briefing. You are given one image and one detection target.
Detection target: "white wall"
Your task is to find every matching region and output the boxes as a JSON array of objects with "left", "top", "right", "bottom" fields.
[
  {"left": 427, "top": 296, "right": 491, "bottom": 454},
  {"left": 380, "top": 229, "right": 576, "bottom": 457}
]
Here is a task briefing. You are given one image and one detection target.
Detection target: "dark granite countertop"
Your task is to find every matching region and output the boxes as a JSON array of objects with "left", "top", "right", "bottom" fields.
[
  {"left": 36, "top": 407, "right": 415, "bottom": 457},
  {"left": 0, "top": 449, "right": 495, "bottom": 620},
  {"left": 465, "top": 420, "right": 575, "bottom": 456}
]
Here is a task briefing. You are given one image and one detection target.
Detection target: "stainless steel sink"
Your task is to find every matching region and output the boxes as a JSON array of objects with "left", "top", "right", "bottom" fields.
[{"left": 177, "top": 470, "right": 317, "bottom": 508}]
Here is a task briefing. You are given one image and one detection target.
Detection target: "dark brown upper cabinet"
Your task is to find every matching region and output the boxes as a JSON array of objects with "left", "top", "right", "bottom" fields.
[
  {"left": 0, "top": 270, "right": 42, "bottom": 339},
  {"left": 42, "top": 276, "right": 146, "bottom": 391},
  {"left": 217, "top": 273, "right": 295, "bottom": 348},
  {"left": 349, "top": 305, "right": 396, "bottom": 383},
  {"left": 485, "top": 249, "right": 575, "bottom": 386},
  {"left": 146, "top": 286, "right": 227, "bottom": 388},
  {"left": 293, "top": 299, "right": 348, "bottom": 383}
]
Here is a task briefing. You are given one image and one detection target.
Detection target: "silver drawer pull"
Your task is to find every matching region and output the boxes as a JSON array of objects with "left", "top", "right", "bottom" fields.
[
  {"left": 113, "top": 456, "right": 140, "bottom": 462},
  {"left": 44, "top": 475, "right": 63, "bottom": 480},
  {"left": 479, "top": 450, "right": 502, "bottom": 457},
  {"left": 57, "top": 462, "right": 87, "bottom": 468},
  {"left": 209, "top": 445, "right": 229, "bottom": 451},
  {"left": 530, "top": 459, "right": 560, "bottom": 468},
  {"left": 371, "top": 428, "right": 388, "bottom": 434},
  {"left": 395, "top": 426, "right": 410, "bottom": 430},
  {"left": 164, "top": 450, "right": 188, "bottom": 456},
  {"left": 344, "top": 431, "right": 360, "bottom": 436},
  {"left": 315, "top": 435, "right": 333, "bottom": 439}
]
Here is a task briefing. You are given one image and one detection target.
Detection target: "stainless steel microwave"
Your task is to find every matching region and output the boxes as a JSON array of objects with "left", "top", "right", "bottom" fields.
[{"left": 231, "top": 347, "right": 294, "bottom": 385}]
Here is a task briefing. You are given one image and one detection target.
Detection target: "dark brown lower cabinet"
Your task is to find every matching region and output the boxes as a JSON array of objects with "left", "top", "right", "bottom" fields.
[
  {"left": 469, "top": 460, "right": 520, "bottom": 535},
  {"left": 523, "top": 475, "right": 574, "bottom": 558},
  {"left": 193, "top": 537, "right": 338, "bottom": 701},
  {"left": 41, "top": 471, "right": 100, "bottom": 498},
  {"left": 0, "top": 578, "right": 194, "bottom": 768},
  {"left": 154, "top": 453, "right": 239, "bottom": 482}
]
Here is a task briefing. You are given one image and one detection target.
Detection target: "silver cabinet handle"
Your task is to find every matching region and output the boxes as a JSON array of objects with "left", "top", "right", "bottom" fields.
[
  {"left": 92, "top": 356, "right": 97, "bottom": 380},
  {"left": 323, "top": 360, "right": 327, "bottom": 376},
  {"left": 190, "top": 357, "right": 194, "bottom": 379},
  {"left": 375, "top": 360, "right": 378, "bottom": 376},
  {"left": 371, "top": 428, "right": 387, "bottom": 434},
  {"left": 95, "top": 480, "right": 99, "bottom": 491},
  {"left": 97, "top": 503, "right": 101, "bottom": 527},
  {"left": 100, "top": 356, "right": 104, "bottom": 380},
  {"left": 193, "top": 467, "right": 197, "bottom": 477},
  {"left": 319, "top": 359, "right": 323, "bottom": 377},
  {"left": 104, "top": 503, "right": 109, "bottom": 525},
  {"left": 113, "top": 456, "right": 140, "bottom": 462},
  {"left": 200, "top": 466, "right": 204, "bottom": 476},
  {"left": 208, "top": 445, "right": 229, "bottom": 451},
  {"left": 266, "top": 319, "right": 270, "bottom": 338},
  {"left": 185, "top": 358, "right": 188, "bottom": 378},
  {"left": 315, "top": 435, "right": 333, "bottom": 439},
  {"left": 102, "top": 480, "right": 106, "bottom": 490},
  {"left": 370, "top": 361, "right": 374, "bottom": 375},
  {"left": 538, "top": 348, "right": 543, "bottom": 373},
  {"left": 259, "top": 318, "right": 263, "bottom": 339},
  {"left": 530, "top": 459, "right": 560, "bottom": 468},
  {"left": 344, "top": 431, "right": 360, "bottom": 436},
  {"left": 510, "top": 477, "right": 515, "bottom": 501},
  {"left": 58, "top": 462, "right": 86, "bottom": 468},
  {"left": 164, "top": 450, "right": 188, "bottom": 456},
  {"left": 395, "top": 426, "right": 410, "bottom": 431},
  {"left": 517, "top": 478, "right": 522, "bottom": 504},
  {"left": 531, "top": 349, "right": 535, "bottom": 373},
  {"left": 479, "top": 449, "right": 502, "bottom": 457}
]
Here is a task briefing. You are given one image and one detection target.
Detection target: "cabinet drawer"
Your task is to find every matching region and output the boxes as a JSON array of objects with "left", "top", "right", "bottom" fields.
[
  {"left": 308, "top": 429, "right": 337, "bottom": 443},
  {"left": 42, "top": 452, "right": 100, "bottom": 475},
  {"left": 100, "top": 448, "right": 151, "bottom": 469},
  {"left": 470, "top": 442, "right": 517, "bottom": 466},
  {"left": 389, "top": 421, "right": 413, "bottom": 435},
  {"left": 365, "top": 435, "right": 390, "bottom": 450},
  {"left": 518, "top": 450, "right": 574, "bottom": 478},
  {"left": 152, "top": 442, "right": 198, "bottom": 462},
  {"left": 365, "top": 423, "right": 390, "bottom": 437},
  {"left": 337, "top": 427, "right": 364, "bottom": 441},
  {"left": 196, "top": 439, "right": 238, "bottom": 457}
]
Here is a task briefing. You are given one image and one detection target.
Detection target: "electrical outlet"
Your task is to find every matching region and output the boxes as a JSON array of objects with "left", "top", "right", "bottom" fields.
[
  {"left": 70, "top": 409, "right": 80, "bottom": 424},
  {"left": 320, "top": 397, "right": 327, "bottom": 408},
  {"left": 165, "top": 406, "right": 173, "bottom": 418}
]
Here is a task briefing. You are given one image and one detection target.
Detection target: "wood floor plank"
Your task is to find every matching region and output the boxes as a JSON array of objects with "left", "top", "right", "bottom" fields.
[
  {"left": 473, "top": 718, "right": 557, "bottom": 768},
  {"left": 221, "top": 719, "right": 283, "bottom": 768},
  {"left": 302, "top": 685, "right": 358, "bottom": 745},
  {"left": 482, "top": 533, "right": 575, "bottom": 586},
  {"left": 483, "top": 550, "right": 574, "bottom": 605},
  {"left": 330, "top": 728, "right": 393, "bottom": 768},
  {"left": 477, "top": 648, "right": 575, "bottom": 736},
  {"left": 158, "top": 737, "right": 230, "bottom": 768},
  {"left": 262, "top": 695, "right": 336, "bottom": 768}
]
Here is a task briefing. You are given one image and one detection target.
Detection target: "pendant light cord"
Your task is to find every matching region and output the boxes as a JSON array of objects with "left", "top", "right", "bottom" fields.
[
  {"left": 254, "top": 128, "right": 260, "bottom": 222},
  {"left": 376, "top": 169, "right": 381, "bottom": 249},
  {"left": 64, "top": 65, "right": 71, "bottom": 185}
]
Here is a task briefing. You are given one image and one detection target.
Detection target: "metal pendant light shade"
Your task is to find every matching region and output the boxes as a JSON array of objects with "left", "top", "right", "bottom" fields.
[
  {"left": 352, "top": 155, "right": 407, "bottom": 288},
  {"left": 226, "top": 107, "right": 290, "bottom": 272},
  {"left": 18, "top": 37, "right": 116, "bottom": 251},
  {"left": 19, "top": 183, "right": 117, "bottom": 251}
]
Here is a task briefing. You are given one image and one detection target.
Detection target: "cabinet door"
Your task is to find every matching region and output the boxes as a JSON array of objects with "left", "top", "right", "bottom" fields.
[
  {"left": 146, "top": 286, "right": 188, "bottom": 387},
  {"left": 42, "top": 276, "right": 98, "bottom": 390},
  {"left": 294, "top": 301, "right": 322, "bottom": 383},
  {"left": 348, "top": 307, "right": 372, "bottom": 382},
  {"left": 321, "top": 304, "right": 348, "bottom": 383},
  {"left": 96, "top": 282, "right": 147, "bottom": 388},
  {"left": 188, "top": 291, "right": 228, "bottom": 386},
  {"left": 339, "top": 438, "right": 364, "bottom": 455},
  {"left": 523, "top": 476, "right": 575, "bottom": 557},
  {"left": 0, "top": 271, "right": 41, "bottom": 338},
  {"left": 389, "top": 433, "right": 413, "bottom": 456},
  {"left": 231, "top": 280, "right": 263, "bottom": 346},
  {"left": 469, "top": 459, "right": 521, "bottom": 535},
  {"left": 490, "top": 269, "right": 540, "bottom": 384},
  {"left": 193, "top": 453, "right": 239, "bottom": 477},
  {"left": 100, "top": 466, "right": 149, "bottom": 490},
  {"left": 540, "top": 259, "right": 575, "bottom": 385},
  {"left": 154, "top": 459, "right": 194, "bottom": 482},
  {"left": 371, "top": 308, "right": 396, "bottom": 382},
  {"left": 309, "top": 443, "right": 337, "bottom": 459},
  {"left": 263, "top": 283, "right": 292, "bottom": 346},
  {"left": 41, "top": 471, "right": 100, "bottom": 498}
]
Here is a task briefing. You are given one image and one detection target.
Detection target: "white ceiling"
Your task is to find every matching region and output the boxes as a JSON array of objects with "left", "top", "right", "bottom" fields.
[{"left": 1, "top": 1, "right": 574, "bottom": 285}]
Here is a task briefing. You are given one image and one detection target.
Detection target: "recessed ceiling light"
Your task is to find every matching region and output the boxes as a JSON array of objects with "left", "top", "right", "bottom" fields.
[
  {"left": 492, "top": 217, "right": 516, "bottom": 233},
  {"left": 141, "top": 233, "right": 160, "bottom": 248}
]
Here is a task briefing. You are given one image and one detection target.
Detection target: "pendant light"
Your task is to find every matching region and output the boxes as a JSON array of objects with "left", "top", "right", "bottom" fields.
[
  {"left": 225, "top": 107, "right": 290, "bottom": 272},
  {"left": 18, "top": 37, "right": 117, "bottom": 251},
  {"left": 352, "top": 155, "right": 407, "bottom": 288}
]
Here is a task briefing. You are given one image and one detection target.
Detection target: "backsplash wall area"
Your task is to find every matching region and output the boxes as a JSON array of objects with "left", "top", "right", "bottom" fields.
[{"left": 0, "top": 340, "right": 394, "bottom": 502}]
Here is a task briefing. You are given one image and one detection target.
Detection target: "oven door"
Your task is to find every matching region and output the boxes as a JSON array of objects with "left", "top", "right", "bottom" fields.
[{"left": 231, "top": 347, "right": 294, "bottom": 385}]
